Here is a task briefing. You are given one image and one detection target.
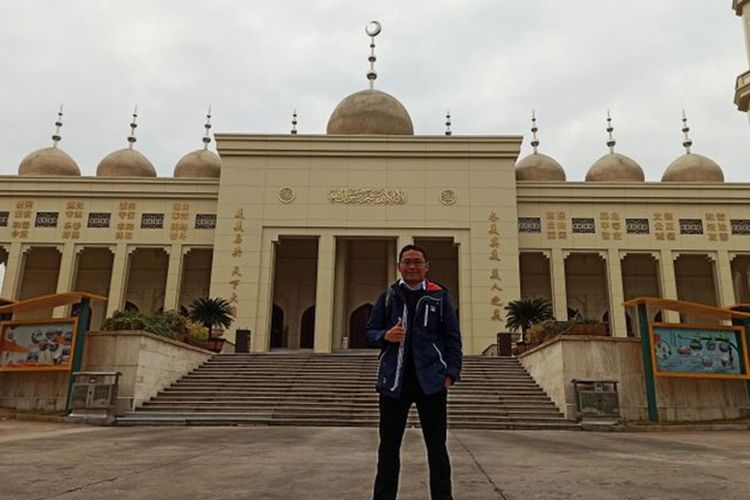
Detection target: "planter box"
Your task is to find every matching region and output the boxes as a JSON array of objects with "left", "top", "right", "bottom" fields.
[{"left": 569, "top": 324, "right": 607, "bottom": 336}]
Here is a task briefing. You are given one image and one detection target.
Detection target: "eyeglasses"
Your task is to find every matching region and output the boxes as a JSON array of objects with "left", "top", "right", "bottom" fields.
[{"left": 400, "top": 259, "right": 426, "bottom": 266}]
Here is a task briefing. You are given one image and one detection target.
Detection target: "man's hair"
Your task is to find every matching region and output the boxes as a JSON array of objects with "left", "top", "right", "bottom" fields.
[{"left": 398, "top": 244, "right": 428, "bottom": 262}]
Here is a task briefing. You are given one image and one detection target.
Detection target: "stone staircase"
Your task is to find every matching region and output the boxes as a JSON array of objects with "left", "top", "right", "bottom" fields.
[{"left": 117, "top": 352, "right": 578, "bottom": 430}]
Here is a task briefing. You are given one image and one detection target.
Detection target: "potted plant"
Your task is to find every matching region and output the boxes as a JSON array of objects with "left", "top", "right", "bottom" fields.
[
  {"left": 569, "top": 317, "right": 607, "bottom": 336},
  {"left": 188, "top": 297, "right": 235, "bottom": 352},
  {"left": 504, "top": 298, "right": 554, "bottom": 351}
]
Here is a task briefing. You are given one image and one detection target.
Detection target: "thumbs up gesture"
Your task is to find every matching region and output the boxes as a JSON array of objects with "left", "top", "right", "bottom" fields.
[{"left": 384, "top": 318, "right": 406, "bottom": 343}]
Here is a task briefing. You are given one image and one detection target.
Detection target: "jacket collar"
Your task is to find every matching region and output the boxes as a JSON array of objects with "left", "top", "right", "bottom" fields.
[{"left": 398, "top": 278, "right": 427, "bottom": 291}]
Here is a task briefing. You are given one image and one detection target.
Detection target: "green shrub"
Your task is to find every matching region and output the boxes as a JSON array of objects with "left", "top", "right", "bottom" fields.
[{"left": 102, "top": 310, "right": 188, "bottom": 339}]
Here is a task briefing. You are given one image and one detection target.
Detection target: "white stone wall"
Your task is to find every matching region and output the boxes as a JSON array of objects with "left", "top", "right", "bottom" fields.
[{"left": 84, "top": 330, "right": 212, "bottom": 415}]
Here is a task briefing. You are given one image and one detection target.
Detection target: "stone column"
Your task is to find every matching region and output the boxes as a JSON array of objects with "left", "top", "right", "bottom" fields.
[
  {"left": 162, "top": 244, "right": 183, "bottom": 312},
  {"left": 659, "top": 249, "right": 679, "bottom": 323},
  {"left": 332, "top": 239, "right": 348, "bottom": 349},
  {"left": 105, "top": 243, "right": 129, "bottom": 317},
  {"left": 53, "top": 242, "right": 77, "bottom": 318},
  {"left": 314, "top": 234, "right": 336, "bottom": 353},
  {"left": 396, "top": 234, "right": 413, "bottom": 258},
  {"left": 550, "top": 248, "right": 568, "bottom": 321},
  {"left": 387, "top": 238, "right": 397, "bottom": 283},
  {"left": 1, "top": 242, "right": 24, "bottom": 299},
  {"left": 606, "top": 249, "right": 627, "bottom": 337},
  {"left": 715, "top": 250, "right": 736, "bottom": 307}
]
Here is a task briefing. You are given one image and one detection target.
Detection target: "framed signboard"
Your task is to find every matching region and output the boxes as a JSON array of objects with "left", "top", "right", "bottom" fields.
[
  {"left": 0, "top": 318, "right": 78, "bottom": 372},
  {"left": 649, "top": 323, "right": 750, "bottom": 380}
]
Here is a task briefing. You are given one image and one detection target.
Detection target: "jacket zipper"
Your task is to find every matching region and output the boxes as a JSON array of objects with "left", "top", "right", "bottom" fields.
[
  {"left": 389, "top": 305, "right": 407, "bottom": 392},
  {"left": 432, "top": 343, "right": 447, "bottom": 369}
]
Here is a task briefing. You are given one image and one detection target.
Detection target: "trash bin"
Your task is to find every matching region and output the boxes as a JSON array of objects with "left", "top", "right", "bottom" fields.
[
  {"left": 69, "top": 372, "right": 120, "bottom": 424},
  {"left": 571, "top": 379, "right": 620, "bottom": 423},
  {"left": 496, "top": 332, "right": 513, "bottom": 356},
  {"left": 235, "top": 329, "right": 251, "bottom": 353}
]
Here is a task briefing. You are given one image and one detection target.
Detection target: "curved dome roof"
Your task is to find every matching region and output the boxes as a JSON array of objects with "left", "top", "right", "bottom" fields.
[
  {"left": 515, "top": 153, "right": 566, "bottom": 181},
  {"left": 174, "top": 149, "right": 221, "bottom": 178},
  {"left": 585, "top": 153, "right": 645, "bottom": 182},
  {"left": 18, "top": 147, "right": 80, "bottom": 176},
  {"left": 327, "top": 89, "right": 413, "bottom": 135},
  {"left": 661, "top": 153, "right": 724, "bottom": 182},
  {"left": 96, "top": 148, "right": 156, "bottom": 177}
]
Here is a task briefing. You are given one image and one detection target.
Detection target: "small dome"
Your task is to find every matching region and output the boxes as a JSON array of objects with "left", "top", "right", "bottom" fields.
[
  {"left": 515, "top": 153, "right": 566, "bottom": 181},
  {"left": 585, "top": 153, "right": 645, "bottom": 182},
  {"left": 18, "top": 147, "right": 80, "bottom": 176},
  {"left": 661, "top": 153, "right": 724, "bottom": 182},
  {"left": 327, "top": 89, "right": 413, "bottom": 135},
  {"left": 96, "top": 148, "right": 156, "bottom": 177},
  {"left": 174, "top": 149, "right": 221, "bottom": 178}
]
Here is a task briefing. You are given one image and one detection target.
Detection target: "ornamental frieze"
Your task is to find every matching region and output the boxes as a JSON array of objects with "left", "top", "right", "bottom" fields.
[{"left": 328, "top": 187, "right": 407, "bottom": 205}]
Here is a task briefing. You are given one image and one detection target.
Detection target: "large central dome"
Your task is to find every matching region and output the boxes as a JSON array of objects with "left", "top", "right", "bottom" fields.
[{"left": 327, "top": 89, "right": 413, "bottom": 135}]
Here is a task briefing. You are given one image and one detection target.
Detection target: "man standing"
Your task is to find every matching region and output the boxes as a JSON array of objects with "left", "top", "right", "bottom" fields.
[{"left": 367, "top": 244, "right": 462, "bottom": 500}]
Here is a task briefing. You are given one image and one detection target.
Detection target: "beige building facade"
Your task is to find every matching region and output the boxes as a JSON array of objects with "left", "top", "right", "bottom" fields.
[{"left": 3, "top": 8, "right": 750, "bottom": 355}]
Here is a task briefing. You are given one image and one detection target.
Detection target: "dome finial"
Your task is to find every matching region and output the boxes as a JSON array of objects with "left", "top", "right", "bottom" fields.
[
  {"left": 445, "top": 110, "right": 452, "bottom": 136},
  {"left": 530, "top": 110, "right": 540, "bottom": 154},
  {"left": 681, "top": 109, "right": 693, "bottom": 154},
  {"left": 605, "top": 109, "right": 616, "bottom": 154},
  {"left": 202, "top": 106, "right": 212, "bottom": 150},
  {"left": 291, "top": 109, "right": 298, "bottom": 135},
  {"left": 127, "top": 105, "right": 138, "bottom": 149},
  {"left": 365, "top": 21, "right": 382, "bottom": 89},
  {"left": 51, "top": 104, "right": 64, "bottom": 148}
]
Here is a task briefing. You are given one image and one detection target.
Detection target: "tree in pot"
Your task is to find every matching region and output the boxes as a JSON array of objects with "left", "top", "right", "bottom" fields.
[
  {"left": 188, "top": 297, "right": 234, "bottom": 350},
  {"left": 504, "top": 298, "right": 554, "bottom": 346}
]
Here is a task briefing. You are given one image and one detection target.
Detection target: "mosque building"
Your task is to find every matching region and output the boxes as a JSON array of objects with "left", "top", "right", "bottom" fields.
[{"left": 2, "top": 10, "right": 750, "bottom": 356}]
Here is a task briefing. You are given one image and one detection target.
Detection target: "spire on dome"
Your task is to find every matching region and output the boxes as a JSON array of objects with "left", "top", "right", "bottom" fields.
[
  {"left": 203, "top": 106, "right": 212, "bottom": 150},
  {"left": 530, "top": 110, "right": 540, "bottom": 154},
  {"left": 51, "top": 105, "right": 63, "bottom": 148},
  {"left": 681, "top": 110, "right": 693, "bottom": 154},
  {"left": 606, "top": 110, "right": 616, "bottom": 154},
  {"left": 365, "top": 21, "right": 381, "bottom": 89},
  {"left": 127, "top": 105, "right": 138, "bottom": 149},
  {"left": 445, "top": 110, "right": 452, "bottom": 136},
  {"left": 291, "top": 109, "right": 298, "bottom": 135}
]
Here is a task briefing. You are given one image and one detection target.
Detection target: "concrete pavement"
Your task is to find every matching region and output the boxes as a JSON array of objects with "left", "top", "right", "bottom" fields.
[{"left": 0, "top": 420, "right": 748, "bottom": 499}]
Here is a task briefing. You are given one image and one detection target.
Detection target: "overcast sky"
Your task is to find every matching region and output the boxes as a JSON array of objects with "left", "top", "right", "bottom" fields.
[{"left": 1, "top": 0, "right": 749, "bottom": 181}]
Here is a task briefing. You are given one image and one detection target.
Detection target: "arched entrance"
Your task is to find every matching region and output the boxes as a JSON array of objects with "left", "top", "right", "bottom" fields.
[
  {"left": 300, "top": 305, "right": 315, "bottom": 349},
  {"left": 349, "top": 303, "right": 374, "bottom": 348},
  {"left": 271, "top": 304, "right": 285, "bottom": 348}
]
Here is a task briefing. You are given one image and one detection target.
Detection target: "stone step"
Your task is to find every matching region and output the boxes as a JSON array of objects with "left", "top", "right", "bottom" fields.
[
  {"left": 120, "top": 353, "right": 572, "bottom": 430},
  {"left": 122, "top": 409, "right": 571, "bottom": 422},
  {"left": 147, "top": 396, "right": 559, "bottom": 407}
]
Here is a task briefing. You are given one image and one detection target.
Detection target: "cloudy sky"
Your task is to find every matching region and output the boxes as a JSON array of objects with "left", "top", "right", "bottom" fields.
[{"left": 1, "top": 0, "right": 749, "bottom": 181}]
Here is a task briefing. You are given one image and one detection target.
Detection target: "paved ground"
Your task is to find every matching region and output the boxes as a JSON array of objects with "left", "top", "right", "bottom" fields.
[{"left": 0, "top": 421, "right": 748, "bottom": 499}]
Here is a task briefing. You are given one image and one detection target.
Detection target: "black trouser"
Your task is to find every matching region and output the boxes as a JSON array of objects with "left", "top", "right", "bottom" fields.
[{"left": 372, "top": 389, "right": 453, "bottom": 500}]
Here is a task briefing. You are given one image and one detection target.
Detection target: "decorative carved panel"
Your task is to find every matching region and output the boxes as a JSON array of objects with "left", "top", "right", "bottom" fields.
[
  {"left": 87, "top": 212, "right": 111, "bottom": 228},
  {"left": 518, "top": 217, "right": 542, "bottom": 233},
  {"left": 34, "top": 212, "right": 59, "bottom": 228},
  {"left": 571, "top": 217, "right": 596, "bottom": 234},
  {"left": 679, "top": 218, "right": 703, "bottom": 235},
  {"left": 140, "top": 213, "right": 164, "bottom": 229},
  {"left": 195, "top": 214, "right": 217, "bottom": 230}
]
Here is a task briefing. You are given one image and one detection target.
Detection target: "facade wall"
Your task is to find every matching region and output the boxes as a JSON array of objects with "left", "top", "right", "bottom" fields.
[{"left": 212, "top": 135, "right": 523, "bottom": 354}]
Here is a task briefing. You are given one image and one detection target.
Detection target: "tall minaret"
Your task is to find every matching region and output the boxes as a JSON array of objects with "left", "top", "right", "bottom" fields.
[{"left": 733, "top": 1, "right": 750, "bottom": 119}]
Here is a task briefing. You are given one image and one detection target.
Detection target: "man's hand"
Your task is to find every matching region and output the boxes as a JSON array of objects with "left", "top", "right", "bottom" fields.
[
  {"left": 444, "top": 376, "right": 454, "bottom": 388},
  {"left": 384, "top": 318, "right": 405, "bottom": 343}
]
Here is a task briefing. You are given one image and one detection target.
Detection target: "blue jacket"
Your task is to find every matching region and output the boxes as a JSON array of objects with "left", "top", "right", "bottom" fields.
[{"left": 366, "top": 280, "right": 462, "bottom": 398}]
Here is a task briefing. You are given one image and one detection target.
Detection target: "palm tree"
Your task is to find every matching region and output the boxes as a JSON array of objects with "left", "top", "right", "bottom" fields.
[
  {"left": 188, "top": 297, "right": 234, "bottom": 340},
  {"left": 504, "top": 298, "right": 553, "bottom": 343}
]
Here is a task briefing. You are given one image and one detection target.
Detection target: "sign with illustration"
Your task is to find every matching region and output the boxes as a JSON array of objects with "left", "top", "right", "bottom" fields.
[
  {"left": 650, "top": 324, "right": 750, "bottom": 379},
  {"left": 0, "top": 319, "right": 78, "bottom": 372}
]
